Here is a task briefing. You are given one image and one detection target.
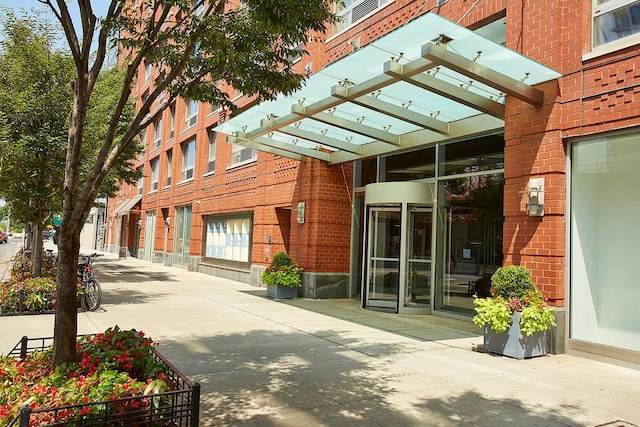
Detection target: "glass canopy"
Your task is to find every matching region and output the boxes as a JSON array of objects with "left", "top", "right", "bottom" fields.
[{"left": 213, "top": 13, "right": 561, "bottom": 164}]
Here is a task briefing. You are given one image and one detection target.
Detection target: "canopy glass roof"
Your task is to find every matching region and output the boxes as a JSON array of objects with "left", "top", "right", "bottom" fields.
[{"left": 213, "top": 13, "right": 561, "bottom": 165}]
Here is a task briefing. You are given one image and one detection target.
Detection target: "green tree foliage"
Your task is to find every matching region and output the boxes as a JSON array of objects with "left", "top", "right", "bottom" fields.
[
  {"left": 0, "top": 10, "right": 71, "bottom": 275},
  {"left": 20, "top": 0, "right": 336, "bottom": 367}
]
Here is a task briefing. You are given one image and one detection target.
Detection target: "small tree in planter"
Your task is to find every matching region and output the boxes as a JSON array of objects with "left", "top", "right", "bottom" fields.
[
  {"left": 261, "top": 252, "right": 303, "bottom": 299},
  {"left": 473, "top": 265, "right": 556, "bottom": 359}
]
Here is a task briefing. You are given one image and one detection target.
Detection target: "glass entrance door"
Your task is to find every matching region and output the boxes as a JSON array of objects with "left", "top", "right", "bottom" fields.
[
  {"left": 365, "top": 206, "right": 433, "bottom": 313},
  {"left": 366, "top": 208, "right": 401, "bottom": 310},
  {"left": 405, "top": 208, "right": 432, "bottom": 309}
]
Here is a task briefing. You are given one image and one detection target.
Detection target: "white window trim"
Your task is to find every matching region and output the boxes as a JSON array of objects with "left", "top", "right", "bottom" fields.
[
  {"left": 329, "top": 0, "right": 395, "bottom": 39},
  {"left": 589, "top": 0, "right": 640, "bottom": 56},
  {"left": 180, "top": 139, "right": 195, "bottom": 183}
]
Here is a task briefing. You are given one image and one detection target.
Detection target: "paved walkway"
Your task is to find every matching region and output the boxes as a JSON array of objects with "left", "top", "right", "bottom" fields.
[{"left": 2, "top": 250, "right": 640, "bottom": 426}]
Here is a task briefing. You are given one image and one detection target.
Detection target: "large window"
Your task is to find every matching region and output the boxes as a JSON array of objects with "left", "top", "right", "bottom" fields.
[
  {"left": 593, "top": 0, "right": 640, "bottom": 48},
  {"left": 181, "top": 139, "right": 195, "bottom": 181},
  {"left": 204, "top": 215, "right": 252, "bottom": 263},
  {"left": 207, "top": 130, "right": 216, "bottom": 173},
  {"left": 570, "top": 131, "right": 640, "bottom": 353},
  {"left": 184, "top": 100, "right": 198, "bottom": 128},
  {"left": 150, "top": 157, "right": 159, "bottom": 191}
]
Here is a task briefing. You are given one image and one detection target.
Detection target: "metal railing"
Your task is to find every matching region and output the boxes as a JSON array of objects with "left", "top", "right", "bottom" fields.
[{"left": 6, "top": 335, "right": 200, "bottom": 427}]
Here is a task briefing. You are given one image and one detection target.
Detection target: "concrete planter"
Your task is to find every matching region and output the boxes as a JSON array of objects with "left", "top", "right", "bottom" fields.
[
  {"left": 484, "top": 312, "right": 548, "bottom": 359},
  {"left": 266, "top": 283, "right": 298, "bottom": 299}
]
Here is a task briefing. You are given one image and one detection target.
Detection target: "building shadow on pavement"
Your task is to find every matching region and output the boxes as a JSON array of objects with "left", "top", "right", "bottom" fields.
[{"left": 157, "top": 331, "right": 583, "bottom": 427}]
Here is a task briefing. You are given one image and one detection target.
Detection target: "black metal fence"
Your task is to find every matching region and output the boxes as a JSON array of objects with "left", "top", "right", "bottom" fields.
[{"left": 6, "top": 336, "right": 200, "bottom": 427}]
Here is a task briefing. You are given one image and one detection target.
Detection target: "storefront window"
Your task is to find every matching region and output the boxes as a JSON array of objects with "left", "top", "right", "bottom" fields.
[
  {"left": 571, "top": 132, "right": 640, "bottom": 352},
  {"left": 204, "top": 214, "right": 252, "bottom": 263}
]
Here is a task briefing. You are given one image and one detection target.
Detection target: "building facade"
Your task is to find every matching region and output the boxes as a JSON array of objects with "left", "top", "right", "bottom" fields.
[{"left": 106, "top": 0, "right": 640, "bottom": 364}]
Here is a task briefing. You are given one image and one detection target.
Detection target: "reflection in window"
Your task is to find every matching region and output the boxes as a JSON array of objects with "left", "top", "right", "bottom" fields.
[
  {"left": 439, "top": 135, "right": 504, "bottom": 177},
  {"left": 593, "top": 0, "right": 640, "bottom": 47},
  {"left": 435, "top": 173, "right": 504, "bottom": 316}
]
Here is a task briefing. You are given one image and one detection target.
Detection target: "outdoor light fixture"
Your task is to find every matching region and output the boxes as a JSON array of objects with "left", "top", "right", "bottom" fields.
[
  {"left": 527, "top": 178, "right": 545, "bottom": 217},
  {"left": 296, "top": 202, "right": 306, "bottom": 224}
]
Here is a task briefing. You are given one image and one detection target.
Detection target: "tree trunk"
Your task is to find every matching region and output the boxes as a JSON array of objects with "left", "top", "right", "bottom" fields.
[
  {"left": 52, "top": 223, "right": 81, "bottom": 366},
  {"left": 31, "top": 222, "right": 43, "bottom": 277}
]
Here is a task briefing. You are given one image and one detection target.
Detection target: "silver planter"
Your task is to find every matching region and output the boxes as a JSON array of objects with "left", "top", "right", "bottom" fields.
[
  {"left": 484, "top": 312, "right": 548, "bottom": 359},
  {"left": 266, "top": 283, "right": 298, "bottom": 299}
]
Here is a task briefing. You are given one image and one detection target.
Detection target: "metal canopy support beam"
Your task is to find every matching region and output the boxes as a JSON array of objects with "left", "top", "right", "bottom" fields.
[
  {"left": 291, "top": 105, "right": 400, "bottom": 146},
  {"left": 332, "top": 86, "right": 450, "bottom": 135},
  {"left": 260, "top": 119, "right": 362, "bottom": 154},
  {"left": 421, "top": 43, "right": 545, "bottom": 106},
  {"left": 229, "top": 135, "right": 307, "bottom": 162},
  {"left": 327, "top": 114, "right": 503, "bottom": 164},
  {"left": 384, "top": 60, "right": 506, "bottom": 119}
]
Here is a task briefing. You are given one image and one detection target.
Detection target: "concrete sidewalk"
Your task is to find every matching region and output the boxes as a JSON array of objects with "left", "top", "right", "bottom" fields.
[{"left": 2, "top": 250, "right": 640, "bottom": 426}]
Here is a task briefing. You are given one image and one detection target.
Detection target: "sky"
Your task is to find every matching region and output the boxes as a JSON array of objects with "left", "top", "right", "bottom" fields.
[{"left": 0, "top": 0, "right": 111, "bottom": 50}]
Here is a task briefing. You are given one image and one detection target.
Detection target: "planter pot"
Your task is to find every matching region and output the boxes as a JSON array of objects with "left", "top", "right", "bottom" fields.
[
  {"left": 484, "top": 312, "right": 548, "bottom": 359},
  {"left": 266, "top": 283, "right": 298, "bottom": 299}
]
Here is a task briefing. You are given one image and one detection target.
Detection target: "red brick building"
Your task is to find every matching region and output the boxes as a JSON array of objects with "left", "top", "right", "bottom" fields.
[{"left": 107, "top": 0, "right": 640, "bottom": 363}]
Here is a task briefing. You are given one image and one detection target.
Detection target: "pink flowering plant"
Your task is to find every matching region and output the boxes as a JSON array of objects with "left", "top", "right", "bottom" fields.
[
  {"left": 261, "top": 252, "right": 303, "bottom": 288},
  {"left": 0, "top": 326, "right": 171, "bottom": 426}
]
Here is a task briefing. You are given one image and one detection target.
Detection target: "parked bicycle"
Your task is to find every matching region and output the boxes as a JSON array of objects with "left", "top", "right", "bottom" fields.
[{"left": 78, "top": 253, "right": 103, "bottom": 311}]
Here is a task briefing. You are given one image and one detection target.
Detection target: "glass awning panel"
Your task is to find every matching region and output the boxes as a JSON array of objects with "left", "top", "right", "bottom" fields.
[{"left": 214, "top": 13, "right": 561, "bottom": 164}]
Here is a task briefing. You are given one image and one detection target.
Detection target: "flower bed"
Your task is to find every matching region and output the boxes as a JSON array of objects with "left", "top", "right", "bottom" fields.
[
  {"left": 0, "top": 277, "right": 57, "bottom": 315},
  {"left": 1, "top": 326, "right": 200, "bottom": 426}
]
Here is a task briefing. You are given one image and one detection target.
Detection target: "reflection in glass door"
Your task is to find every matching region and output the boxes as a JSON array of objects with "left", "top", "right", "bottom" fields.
[
  {"left": 366, "top": 208, "right": 401, "bottom": 310},
  {"left": 405, "top": 209, "right": 432, "bottom": 308}
]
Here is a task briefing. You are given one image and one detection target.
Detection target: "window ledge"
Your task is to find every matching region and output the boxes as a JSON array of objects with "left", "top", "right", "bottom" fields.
[
  {"left": 147, "top": 189, "right": 158, "bottom": 195},
  {"left": 202, "top": 171, "right": 215, "bottom": 178},
  {"left": 176, "top": 178, "right": 194, "bottom": 186},
  {"left": 226, "top": 158, "right": 257, "bottom": 171},
  {"left": 584, "top": 36, "right": 640, "bottom": 61}
]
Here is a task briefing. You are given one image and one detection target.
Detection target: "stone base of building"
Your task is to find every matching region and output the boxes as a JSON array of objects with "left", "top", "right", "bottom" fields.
[{"left": 250, "top": 265, "right": 349, "bottom": 299}]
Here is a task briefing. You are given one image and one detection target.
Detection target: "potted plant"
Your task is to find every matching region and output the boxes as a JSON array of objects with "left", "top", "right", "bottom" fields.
[
  {"left": 473, "top": 265, "right": 556, "bottom": 359},
  {"left": 261, "top": 252, "right": 303, "bottom": 299}
]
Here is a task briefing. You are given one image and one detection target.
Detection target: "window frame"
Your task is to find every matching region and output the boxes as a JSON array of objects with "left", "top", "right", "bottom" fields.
[
  {"left": 153, "top": 117, "right": 163, "bottom": 150},
  {"left": 165, "top": 149, "right": 173, "bottom": 187},
  {"left": 207, "top": 130, "right": 217, "bottom": 174},
  {"left": 591, "top": 0, "right": 640, "bottom": 52},
  {"left": 202, "top": 213, "right": 254, "bottom": 266},
  {"left": 180, "top": 138, "right": 196, "bottom": 182},
  {"left": 184, "top": 100, "right": 198, "bottom": 129},
  {"left": 150, "top": 157, "right": 159, "bottom": 192}
]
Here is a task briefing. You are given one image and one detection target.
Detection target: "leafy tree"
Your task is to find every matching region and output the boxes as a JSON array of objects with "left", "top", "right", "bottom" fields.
[
  {"left": 0, "top": 11, "right": 71, "bottom": 275},
  {"left": 30, "top": 0, "right": 336, "bottom": 367},
  {"left": 0, "top": 11, "right": 141, "bottom": 277}
]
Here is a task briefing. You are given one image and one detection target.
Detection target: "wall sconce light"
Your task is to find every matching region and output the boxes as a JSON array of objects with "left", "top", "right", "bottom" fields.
[
  {"left": 165, "top": 217, "right": 171, "bottom": 227},
  {"left": 137, "top": 219, "right": 143, "bottom": 228},
  {"left": 527, "top": 178, "right": 544, "bottom": 217},
  {"left": 296, "top": 202, "right": 305, "bottom": 224}
]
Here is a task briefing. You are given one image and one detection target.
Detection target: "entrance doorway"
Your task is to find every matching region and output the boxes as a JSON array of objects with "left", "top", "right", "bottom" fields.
[{"left": 363, "top": 182, "right": 435, "bottom": 314}]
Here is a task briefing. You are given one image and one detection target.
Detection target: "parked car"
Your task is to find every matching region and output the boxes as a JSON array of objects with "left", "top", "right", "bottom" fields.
[{"left": 0, "top": 232, "right": 7, "bottom": 243}]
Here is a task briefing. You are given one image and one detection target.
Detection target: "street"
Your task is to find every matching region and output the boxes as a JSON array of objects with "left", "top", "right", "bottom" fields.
[{"left": 0, "top": 234, "right": 22, "bottom": 280}]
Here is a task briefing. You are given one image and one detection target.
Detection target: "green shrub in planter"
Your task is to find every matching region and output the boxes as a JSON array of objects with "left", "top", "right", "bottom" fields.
[
  {"left": 473, "top": 265, "right": 556, "bottom": 336},
  {"left": 261, "top": 252, "right": 303, "bottom": 288}
]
